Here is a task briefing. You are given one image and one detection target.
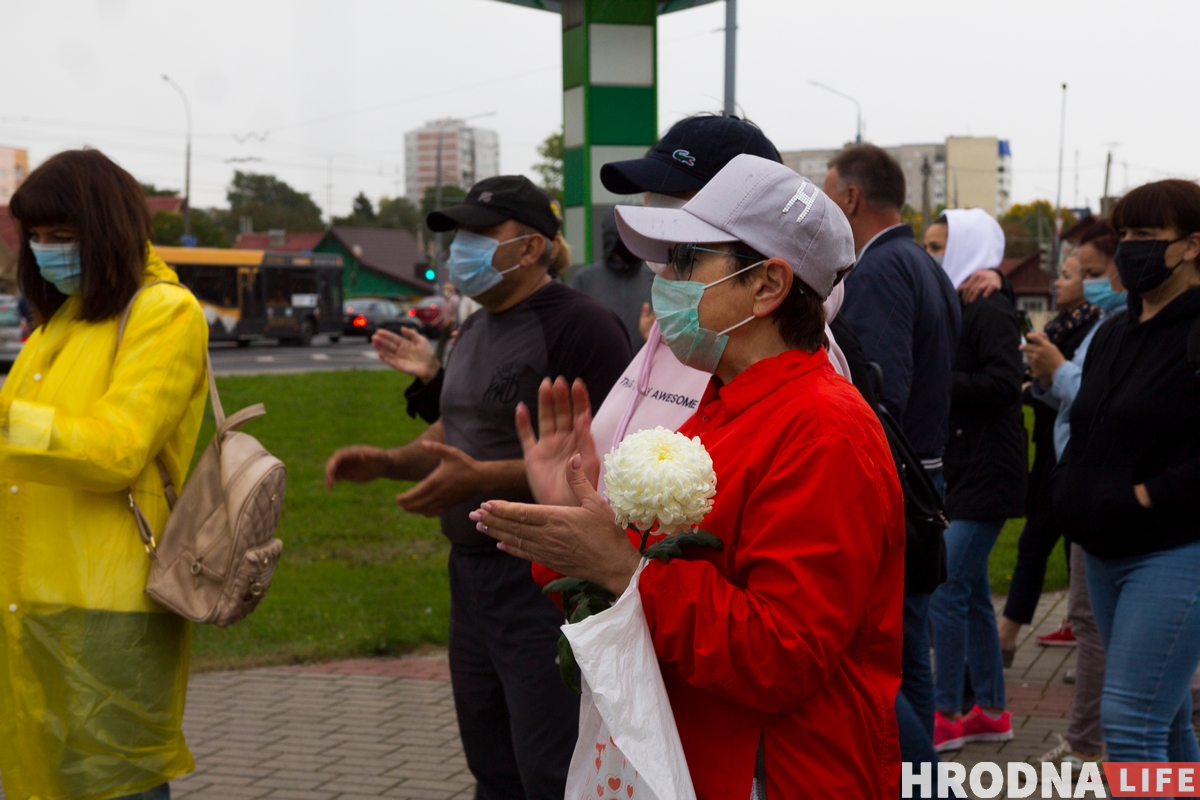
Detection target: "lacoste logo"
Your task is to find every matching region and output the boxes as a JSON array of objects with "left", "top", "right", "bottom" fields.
[
  {"left": 479, "top": 192, "right": 493, "bottom": 203},
  {"left": 672, "top": 149, "right": 696, "bottom": 167}
]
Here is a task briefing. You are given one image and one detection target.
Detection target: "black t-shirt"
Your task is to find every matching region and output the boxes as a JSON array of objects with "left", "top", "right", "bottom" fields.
[{"left": 438, "top": 280, "right": 631, "bottom": 547}]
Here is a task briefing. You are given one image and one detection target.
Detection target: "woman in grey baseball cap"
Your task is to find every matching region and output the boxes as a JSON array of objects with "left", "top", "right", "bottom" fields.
[{"left": 473, "top": 155, "right": 909, "bottom": 798}]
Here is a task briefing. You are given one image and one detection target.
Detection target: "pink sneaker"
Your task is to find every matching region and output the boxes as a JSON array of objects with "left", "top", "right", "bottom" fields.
[
  {"left": 934, "top": 711, "right": 965, "bottom": 752},
  {"left": 960, "top": 706, "right": 1014, "bottom": 743}
]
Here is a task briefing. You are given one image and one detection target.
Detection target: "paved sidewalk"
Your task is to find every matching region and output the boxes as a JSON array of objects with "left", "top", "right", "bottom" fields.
[
  {"left": 0, "top": 592, "right": 1080, "bottom": 799},
  {"left": 174, "top": 656, "right": 472, "bottom": 800}
]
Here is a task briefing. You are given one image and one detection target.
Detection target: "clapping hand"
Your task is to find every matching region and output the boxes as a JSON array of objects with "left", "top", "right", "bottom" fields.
[
  {"left": 372, "top": 328, "right": 440, "bottom": 383},
  {"left": 516, "top": 377, "right": 601, "bottom": 507}
]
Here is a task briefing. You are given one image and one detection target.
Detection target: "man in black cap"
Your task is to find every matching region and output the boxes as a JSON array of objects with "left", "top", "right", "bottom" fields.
[
  {"left": 326, "top": 175, "right": 630, "bottom": 800},
  {"left": 601, "top": 112, "right": 782, "bottom": 202}
]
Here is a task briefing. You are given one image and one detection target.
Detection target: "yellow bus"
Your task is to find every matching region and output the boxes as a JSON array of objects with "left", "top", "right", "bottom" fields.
[{"left": 156, "top": 247, "right": 344, "bottom": 347}]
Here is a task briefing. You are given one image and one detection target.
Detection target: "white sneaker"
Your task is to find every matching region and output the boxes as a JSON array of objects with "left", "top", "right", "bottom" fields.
[{"left": 1030, "top": 734, "right": 1105, "bottom": 769}]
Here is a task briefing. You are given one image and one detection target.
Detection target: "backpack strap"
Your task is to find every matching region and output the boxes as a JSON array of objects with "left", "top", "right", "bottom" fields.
[{"left": 116, "top": 279, "right": 218, "bottom": 550}]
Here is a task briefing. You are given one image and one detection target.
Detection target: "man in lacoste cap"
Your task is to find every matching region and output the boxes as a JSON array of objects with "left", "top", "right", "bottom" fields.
[
  {"left": 426, "top": 174, "right": 561, "bottom": 240},
  {"left": 613, "top": 153, "right": 855, "bottom": 300},
  {"left": 600, "top": 114, "right": 782, "bottom": 198}
]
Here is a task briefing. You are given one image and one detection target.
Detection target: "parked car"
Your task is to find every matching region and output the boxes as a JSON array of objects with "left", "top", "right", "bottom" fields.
[
  {"left": 343, "top": 298, "right": 419, "bottom": 338},
  {"left": 405, "top": 296, "right": 445, "bottom": 338},
  {"left": 0, "top": 295, "right": 24, "bottom": 373}
]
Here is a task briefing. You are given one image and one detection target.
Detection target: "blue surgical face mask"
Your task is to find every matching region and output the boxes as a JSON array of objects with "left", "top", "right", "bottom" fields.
[
  {"left": 30, "top": 241, "right": 83, "bottom": 295},
  {"left": 446, "top": 231, "right": 535, "bottom": 298},
  {"left": 1082, "top": 276, "right": 1126, "bottom": 312},
  {"left": 651, "top": 260, "right": 761, "bottom": 373}
]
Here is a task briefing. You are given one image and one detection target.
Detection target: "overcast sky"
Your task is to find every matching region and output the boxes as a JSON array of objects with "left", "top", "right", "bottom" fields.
[{"left": 1, "top": 0, "right": 1196, "bottom": 218}]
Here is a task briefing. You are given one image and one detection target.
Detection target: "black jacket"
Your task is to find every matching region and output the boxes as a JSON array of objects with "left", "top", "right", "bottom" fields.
[
  {"left": 944, "top": 292, "right": 1028, "bottom": 520},
  {"left": 1055, "top": 288, "right": 1200, "bottom": 559},
  {"left": 1024, "top": 311, "right": 1101, "bottom": 526},
  {"left": 840, "top": 225, "right": 962, "bottom": 463},
  {"left": 567, "top": 207, "right": 654, "bottom": 350}
]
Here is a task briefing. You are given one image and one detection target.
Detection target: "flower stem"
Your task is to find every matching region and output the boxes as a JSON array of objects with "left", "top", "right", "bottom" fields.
[{"left": 638, "top": 529, "right": 650, "bottom": 554}]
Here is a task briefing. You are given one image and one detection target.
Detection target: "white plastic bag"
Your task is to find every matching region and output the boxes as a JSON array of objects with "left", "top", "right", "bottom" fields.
[{"left": 562, "top": 560, "right": 696, "bottom": 800}]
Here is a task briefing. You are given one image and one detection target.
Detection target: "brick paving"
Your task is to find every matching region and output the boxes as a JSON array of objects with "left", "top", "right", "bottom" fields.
[{"left": 0, "top": 593, "right": 1081, "bottom": 799}]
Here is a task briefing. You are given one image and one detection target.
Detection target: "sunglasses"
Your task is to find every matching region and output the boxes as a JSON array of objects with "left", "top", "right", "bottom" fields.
[{"left": 667, "top": 244, "right": 758, "bottom": 282}]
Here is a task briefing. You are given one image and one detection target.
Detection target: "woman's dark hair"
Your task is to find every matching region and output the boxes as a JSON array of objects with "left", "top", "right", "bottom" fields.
[
  {"left": 1076, "top": 218, "right": 1119, "bottom": 258},
  {"left": 10, "top": 148, "right": 151, "bottom": 324},
  {"left": 1110, "top": 179, "right": 1200, "bottom": 237},
  {"left": 727, "top": 242, "right": 827, "bottom": 352}
]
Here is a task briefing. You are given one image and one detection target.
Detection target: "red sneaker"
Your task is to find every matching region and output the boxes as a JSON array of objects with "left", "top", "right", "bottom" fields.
[
  {"left": 960, "top": 706, "right": 1014, "bottom": 744},
  {"left": 934, "top": 711, "right": 965, "bottom": 752},
  {"left": 1037, "top": 621, "right": 1076, "bottom": 646}
]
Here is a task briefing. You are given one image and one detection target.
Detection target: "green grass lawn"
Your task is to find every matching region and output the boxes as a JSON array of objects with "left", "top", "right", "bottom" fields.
[
  {"left": 187, "top": 370, "right": 1061, "bottom": 670},
  {"left": 189, "top": 370, "right": 450, "bottom": 671}
]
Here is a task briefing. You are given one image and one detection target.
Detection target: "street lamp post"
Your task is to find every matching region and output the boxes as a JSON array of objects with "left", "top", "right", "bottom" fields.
[
  {"left": 723, "top": 0, "right": 737, "bottom": 116},
  {"left": 809, "top": 81, "right": 861, "bottom": 144},
  {"left": 162, "top": 75, "right": 192, "bottom": 239},
  {"left": 1053, "top": 82, "right": 1068, "bottom": 270},
  {"left": 431, "top": 112, "right": 495, "bottom": 285}
]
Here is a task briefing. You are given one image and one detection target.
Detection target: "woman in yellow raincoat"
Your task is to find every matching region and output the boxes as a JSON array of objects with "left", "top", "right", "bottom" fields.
[{"left": 0, "top": 149, "right": 209, "bottom": 800}]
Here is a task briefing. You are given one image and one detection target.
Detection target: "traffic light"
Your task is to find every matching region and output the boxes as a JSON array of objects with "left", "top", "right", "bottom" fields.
[
  {"left": 1038, "top": 244, "right": 1052, "bottom": 273},
  {"left": 424, "top": 268, "right": 436, "bottom": 281}
]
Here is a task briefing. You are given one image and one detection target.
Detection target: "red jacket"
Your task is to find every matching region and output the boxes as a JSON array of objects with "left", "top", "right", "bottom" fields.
[{"left": 536, "top": 348, "right": 905, "bottom": 798}]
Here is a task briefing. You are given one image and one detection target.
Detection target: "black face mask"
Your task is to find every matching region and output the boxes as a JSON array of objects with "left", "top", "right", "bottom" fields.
[{"left": 1114, "top": 237, "right": 1188, "bottom": 294}]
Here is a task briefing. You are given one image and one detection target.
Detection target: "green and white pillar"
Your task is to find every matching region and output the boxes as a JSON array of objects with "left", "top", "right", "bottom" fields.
[{"left": 561, "top": 0, "right": 658, "bottom": 266}]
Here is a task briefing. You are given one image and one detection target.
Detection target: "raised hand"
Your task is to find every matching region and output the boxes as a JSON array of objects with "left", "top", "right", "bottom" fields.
[
  {"left": 395, "top": 441, "right": 488, "bottom": 517},
  {"left": 516, "top": 377, "right": 600, "bottom": 507},
  {"left": 472, "top": 454, "right": 639, "bottom": 596},
  {"left": 372, "top": 327, "right": 440, "bottom": 382},
  {"left": 325, "top": 445, "right": 390, "bottom": 489}
]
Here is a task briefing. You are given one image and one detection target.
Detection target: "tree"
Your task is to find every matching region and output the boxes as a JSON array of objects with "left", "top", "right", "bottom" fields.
[
  {"left": 141, "top": 183, "right": 179, "bottom": 197},
  {"left": 332, "top": 192, "right": 378, "bottom": 227},
  {"left": 376, "top": 196, "right": 422, "bottom": 233},
  {"left": 532, "top": 129, "right": 564, "bottom": 204},
  {"left": 226, "top": 171, "right": 325, "bottom": 234},
  {"left": 150, "top": 210, "right": 231, "bottom": 248},
  {"left": 1002, "top": 201, "right": 1078, "bottom": 261}
]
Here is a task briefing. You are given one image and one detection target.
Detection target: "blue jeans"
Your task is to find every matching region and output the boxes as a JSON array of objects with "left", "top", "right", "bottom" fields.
[
  {"left": 895, "top": 467, "right": 944, "bottom": 764},
  {"left": 896, "top": 594, "right": 939, "bottom": 764},
  {"left": 929, "top": 519, "right": 1007, "bottom": 713},
  {"left": 114, "top": 784, "right": 170, "bottom": 800},
  {"left": 1086, "top": 540, "right": 1200, "bottom": 764}
]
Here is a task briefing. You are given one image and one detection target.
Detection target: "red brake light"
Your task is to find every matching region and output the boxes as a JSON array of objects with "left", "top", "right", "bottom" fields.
[
  {"left": 408, "top": 308, "right": 417, "bottom": 316},
  {"left": 352, "top": 314, "right": 367, "bottom": 327}
]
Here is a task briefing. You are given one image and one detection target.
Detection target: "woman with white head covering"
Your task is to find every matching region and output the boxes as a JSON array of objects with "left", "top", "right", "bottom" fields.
[{"left": 922, "top": 209, "right": 1028, "bottom": 752}]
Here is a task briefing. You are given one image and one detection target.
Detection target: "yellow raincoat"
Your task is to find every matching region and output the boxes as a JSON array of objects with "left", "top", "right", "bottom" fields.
[{"left": 0, "top": 248, "right": 208, "bottom": 800}]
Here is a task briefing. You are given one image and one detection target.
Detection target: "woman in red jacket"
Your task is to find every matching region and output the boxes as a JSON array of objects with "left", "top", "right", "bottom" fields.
[{"left": 472, "top": 155, "right": 907, "bottom": 799}]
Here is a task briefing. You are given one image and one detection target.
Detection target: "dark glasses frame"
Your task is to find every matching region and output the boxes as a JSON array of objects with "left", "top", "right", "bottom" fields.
[{"left": 667, "top": 244, "right": 758, "bottom": 282}]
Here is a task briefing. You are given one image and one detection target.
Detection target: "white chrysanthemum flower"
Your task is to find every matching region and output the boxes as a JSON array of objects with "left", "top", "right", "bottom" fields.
[{"left": 603, "top": 426, "right": 716, "bottom": 536}]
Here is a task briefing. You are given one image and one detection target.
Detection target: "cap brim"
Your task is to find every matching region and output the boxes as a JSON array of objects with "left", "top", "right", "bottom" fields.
[
  {"left": 426, "top": 204, "right": 510, "bottom": 232},
  {"left": 613, "top": 205, "right": 736, "bottom": 264},
  {"left": 600, "top": 156, "right": 705, "bottom": 196}
]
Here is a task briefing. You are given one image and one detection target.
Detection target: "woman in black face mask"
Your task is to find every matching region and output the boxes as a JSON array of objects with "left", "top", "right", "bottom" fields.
[{"left": 1053, "top": 179, "right": 1200, "bottom": 766}]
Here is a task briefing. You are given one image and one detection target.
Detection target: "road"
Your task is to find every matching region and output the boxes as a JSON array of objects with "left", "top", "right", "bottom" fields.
[
  {"left": 208, "top": 335, "right": 391, "bottom": 376},
  {"left": 0, "top": 336, "right": 390, "bottom": 387}
]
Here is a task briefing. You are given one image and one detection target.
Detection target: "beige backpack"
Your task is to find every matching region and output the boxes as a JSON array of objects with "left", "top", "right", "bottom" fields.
[{"left": 122, "top": 281, "right": 287, "bottom": 627}]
